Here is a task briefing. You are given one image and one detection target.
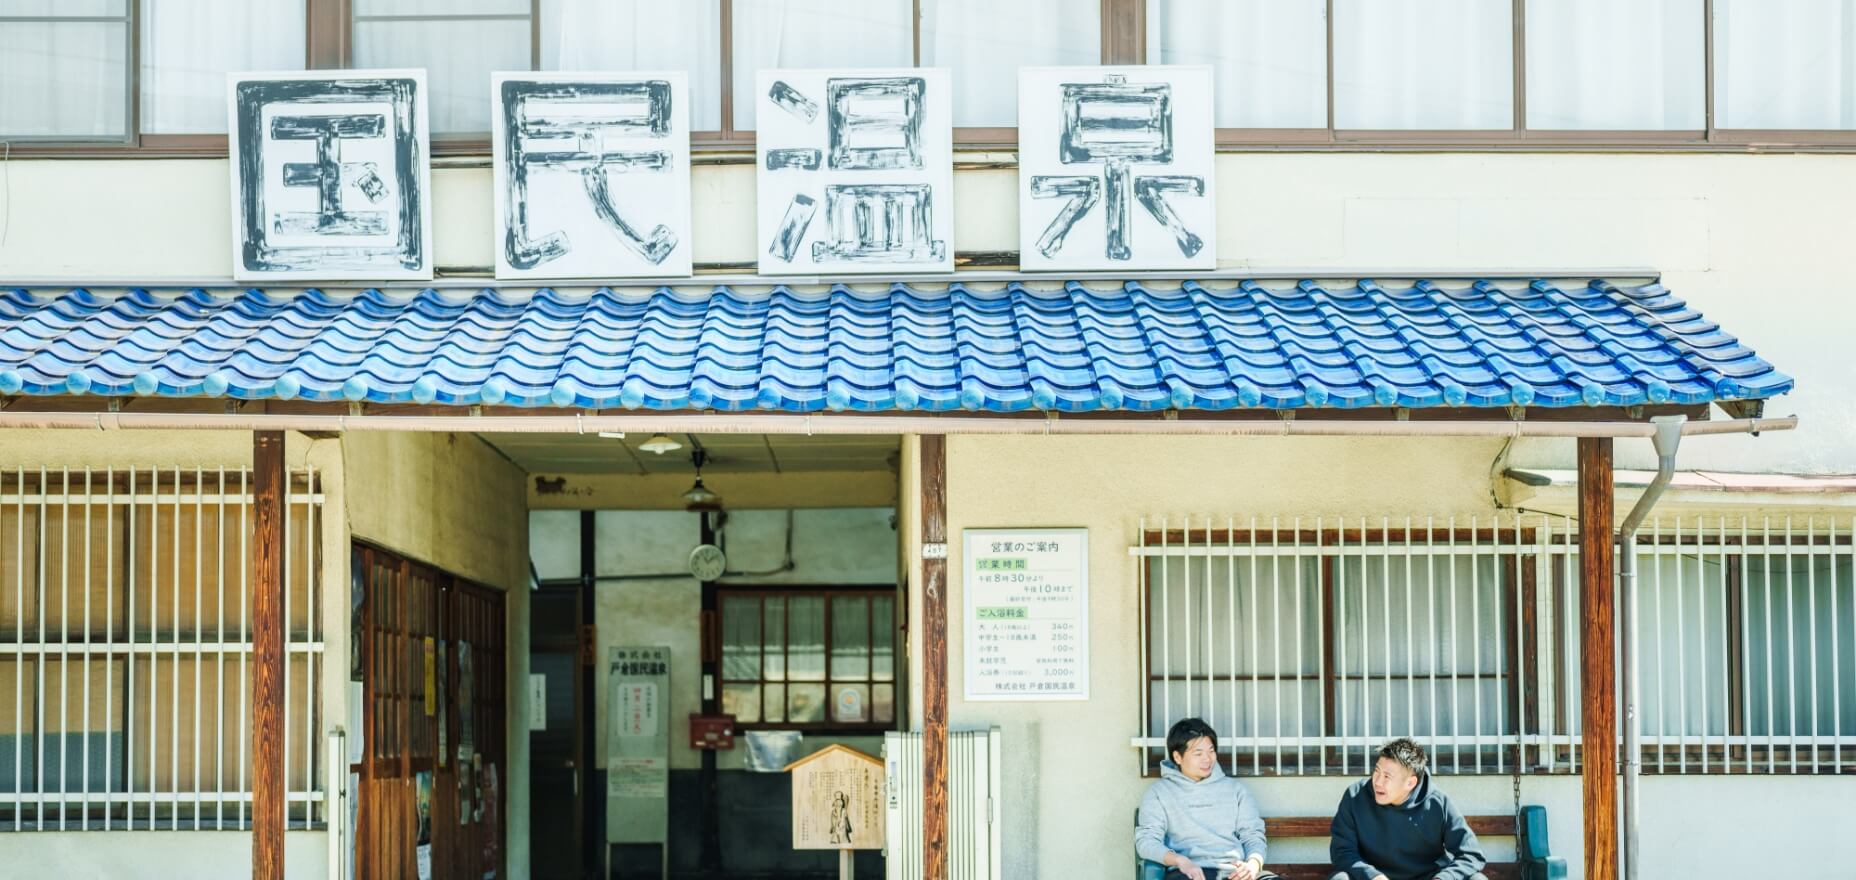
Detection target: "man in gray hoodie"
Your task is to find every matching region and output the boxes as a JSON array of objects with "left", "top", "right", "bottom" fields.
[
  {"left": 1136, "top": 718, "right": 1276, "bottom": 880},
  {"left": 1329, "top": 738, "right": 1487, "bottom": 880}
]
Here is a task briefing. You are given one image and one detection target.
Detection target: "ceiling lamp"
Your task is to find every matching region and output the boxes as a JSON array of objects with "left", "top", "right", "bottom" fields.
[
  {"left": 639, "top": 433, "right": 683, "bottom": 455},
  {"left": 682, "top": 448, "right": 722, "bottom": 511}
]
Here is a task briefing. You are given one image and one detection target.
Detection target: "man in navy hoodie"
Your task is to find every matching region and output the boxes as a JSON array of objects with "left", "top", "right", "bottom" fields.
[
  {"left": 1329, "top": 738, "right": 1487, "bottom": 880},
  {"left": 1136, "top": 718, "right": 1277, "bottom": 880}
]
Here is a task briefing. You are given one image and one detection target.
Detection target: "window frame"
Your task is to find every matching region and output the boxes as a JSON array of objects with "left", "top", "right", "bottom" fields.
[
  {"left": 1137, "top": 526, "right": 1533, "bottom": 777},
  {"left": 6, "top": 0, "right": 1856, "bottom": 155},
  {"left": 715, "top": 585, "right": 899, "bottom": 735}
]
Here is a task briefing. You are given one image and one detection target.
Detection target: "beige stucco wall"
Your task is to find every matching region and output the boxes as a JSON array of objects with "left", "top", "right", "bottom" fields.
[
  {"left": 339, "top": 429, "right": 532, "bottom": 880},
  {"left": 923, "top": 432, "right": 1850, "bottom": 880}
]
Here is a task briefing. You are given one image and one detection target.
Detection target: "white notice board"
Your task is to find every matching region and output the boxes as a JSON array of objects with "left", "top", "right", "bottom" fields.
[{"left": 962, "top": 528, "right": 1088, "bottom": 701}]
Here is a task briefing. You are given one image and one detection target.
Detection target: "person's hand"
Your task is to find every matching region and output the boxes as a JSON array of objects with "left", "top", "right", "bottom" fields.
[
  {"left": 1223, "top": 859, "right": 1257, "bottom": 880},
  {"left": 1172, "top": 859, "right": 1206, "bottom": 880}
]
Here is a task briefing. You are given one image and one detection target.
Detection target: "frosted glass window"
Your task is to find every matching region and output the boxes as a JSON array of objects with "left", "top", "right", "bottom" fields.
[
  {"left": 353, "top": 5, "right": 533, "bottom": 135},
  {"left": 922, "top": 0, "right": 1100, "bottom": 127},
  {"left": 0, "top": 4, "right": 129, "bottom": 139},
  {"left": 1526, "top": 0, "right": 1704, "bottom": 130},
  {"left": 1146, "top": 0, "right": 1327, "bottom": 129},
  {"left": 1333, "top": 0, "right": 1513, "bottom": 130},
  {"left": 1714, "top": 0, "right": 1856, "bottom": 130},
  {"left": 540, "top": 0, "right": 722, "bottom": 131},
  {"left": 140, "top": 0, "right": 306, "bottom": 134},
  {"left": 730, "top": 0, "right": 912, "bottom": 131}
]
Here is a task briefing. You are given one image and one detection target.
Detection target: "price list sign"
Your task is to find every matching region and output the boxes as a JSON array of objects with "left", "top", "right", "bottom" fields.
[{"left": 963, "top": 528, "right": 1089, "bottom": 701}]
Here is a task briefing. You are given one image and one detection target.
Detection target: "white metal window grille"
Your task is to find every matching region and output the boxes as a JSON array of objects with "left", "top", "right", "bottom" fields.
[
  {"left": 1133, "top": 514, "right": 1856, "bottom": 777},
  {"left": 0, "top": 467, "right": 324, "bottom": 830}
]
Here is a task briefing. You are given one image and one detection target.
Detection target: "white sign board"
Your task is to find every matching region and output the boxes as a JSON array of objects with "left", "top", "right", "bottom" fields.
[
  {"left": 963, "top": 528, "right": 1089, "bottom": 700},
  {"left": 755, "top": 67, "right": 954, "bottom": 274},
  {"left": 492, "top": 72, "right": 693, "bottom": 279},
  {"left": 1017, "top": 66, "right": 1215, "bottom": 271},
  {"left": 227, "top": 70, "right": 432, "bottom": 280},
  {"left": 607, "top": 646, "right": 670, "bottom": 843}
]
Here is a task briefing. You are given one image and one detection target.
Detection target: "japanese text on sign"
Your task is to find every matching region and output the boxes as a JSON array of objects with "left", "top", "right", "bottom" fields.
[{"left": 963, "top": 528, "right": 1089, "bottom": 701}]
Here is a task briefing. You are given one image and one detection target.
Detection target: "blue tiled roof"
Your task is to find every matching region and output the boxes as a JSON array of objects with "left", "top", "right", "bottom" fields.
[{"left": 0, "top": 280, "right": 1791, "bottom": 413}]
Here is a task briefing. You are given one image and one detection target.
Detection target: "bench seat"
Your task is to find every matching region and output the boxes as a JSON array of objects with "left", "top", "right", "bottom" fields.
[{"left": 1137, "top": 805, "right": 1567, "bottom": 880}]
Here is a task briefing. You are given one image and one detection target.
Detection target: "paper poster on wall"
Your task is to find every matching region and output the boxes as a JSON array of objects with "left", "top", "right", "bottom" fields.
[
  {"left": 346, "top": 681, "right": 366, "bottom": 765},
  {"left": 1017, "top": 66, "right": 1215, "bottom": 271},
  {"left": 480, "top": 763, "right": 500, "bottom": 879},
  {"left": 457, "top": 641, "right": 475, "bottom": 756},
  {"left": 527, "top": 673, "right": 547, "bottom": 731},
  {"left": 492, "top": 72, "right": 693, "bottom": 279},
  {"left": 415, "top": 770, "right": 434, "bottom": 880},
  {"left": 437, "top": 640, "right": 449, "bottom": 767},
  {"left": 963, "top": 528, "right": 1090, "bottom": 700},
  {"left": 756, "top": 67, "right": 954, "bottom": 274},
  {"left": 227, "top": 70, "right": 432, "bottom": 281},
  {"left": 423, "top": 637, "right": 436, "bottom": 717}
]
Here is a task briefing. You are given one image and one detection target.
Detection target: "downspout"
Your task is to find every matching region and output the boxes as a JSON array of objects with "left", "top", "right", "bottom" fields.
[{"left": 1617, "top": 414, "right": 1685, "bottom": 880}]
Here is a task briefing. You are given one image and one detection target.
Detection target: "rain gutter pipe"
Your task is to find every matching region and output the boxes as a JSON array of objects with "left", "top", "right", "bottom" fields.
[
  {"left": 0, "top": 410, "right": 1796, "bottom": 439},
  {"left": 1617, "top": 414, "right": 1686, "bottom": 880}
]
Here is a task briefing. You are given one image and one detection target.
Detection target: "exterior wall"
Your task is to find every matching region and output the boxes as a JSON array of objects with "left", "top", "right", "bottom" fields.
[
  {"left": 0, "top": 428, "right": 531, "bottom": 879},
  {"left": 340, "top": 430, "right": 531, "bottom": 880},
  {"left": 0, "top": 829, "right": 330, "bottom": 880},
  {"left": 930, "top": 433, "right": 1847, "bottom": 880},
  {"left": 0, "top": 429, "right": 345, "bottom": 878},
  {"left": 1, "top": 151, "right": 1847, "bottom": 475}
]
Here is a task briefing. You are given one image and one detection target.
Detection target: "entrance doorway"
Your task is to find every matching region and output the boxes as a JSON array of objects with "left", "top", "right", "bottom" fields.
[{"left": 493, "top": 432, "right": 901, "bottom": 880}]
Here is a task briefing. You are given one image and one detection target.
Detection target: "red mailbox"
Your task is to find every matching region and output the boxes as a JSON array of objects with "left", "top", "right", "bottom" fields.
[{"left": 689, "top": 714, "right": 736, "bottom": 750}]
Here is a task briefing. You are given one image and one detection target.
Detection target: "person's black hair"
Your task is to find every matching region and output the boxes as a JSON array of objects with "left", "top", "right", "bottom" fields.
[
  {"left": 1377, "top": 737, "right": 1427, "bottom": 775},
  {"left": 1166, "top": 717, "right": 1218, "bottom": 762}
]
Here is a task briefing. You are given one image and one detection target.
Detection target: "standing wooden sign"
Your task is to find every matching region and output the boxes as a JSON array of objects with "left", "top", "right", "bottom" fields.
[{"left": 785, "top": 744, "right": 885, "bottom": 855}]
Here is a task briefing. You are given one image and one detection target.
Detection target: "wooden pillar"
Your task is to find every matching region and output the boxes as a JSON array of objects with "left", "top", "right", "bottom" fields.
[
  {"left": 251, "top": 431, "right": 286, "bottom": 880},
  {"left": 1577, "top": 437, "right": 1618, "bottom": 880},
  {"left": 920, "top": 435, "right": 949, "bottom": 880}
]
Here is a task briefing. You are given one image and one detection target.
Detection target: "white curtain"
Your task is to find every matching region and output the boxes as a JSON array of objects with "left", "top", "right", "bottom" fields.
[
  {"left": 0, "top": 1, "right": 128, "bottom": 139},
  {"left": 140, "top": 0, "right": 305, "bottom": 135},
  {"left": 1526, "top": 0, "right": 1704, "bottom": 130},
  {"left": 729, "top": 0, "right": 912, "bottom": 131},
  {"left": 922, "top": 0, "right": 1100, "bottom": 128},
  {"left": 353, "top": 7, "right": 528, "bottom": 135},
  {"left": 1146, "top": 0, "right": 1326, "bottom": 129},
  {"left": 540, "top": 0, "right": 723, "bottom": 131},
  {"left": 1715, "top": 0, "right": 1856, "bottom": 129},
  {"left": 1333, "top": 0, "right": 1513, "bottom": 130}
]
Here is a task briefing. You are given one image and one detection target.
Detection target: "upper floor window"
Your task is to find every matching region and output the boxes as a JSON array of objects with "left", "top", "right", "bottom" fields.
[
  {"left": 3, "top": 0, "right": 1851, "bottom": 149},
  {"left": 0, "top": 0, "right": 306, "bottom": 142}
]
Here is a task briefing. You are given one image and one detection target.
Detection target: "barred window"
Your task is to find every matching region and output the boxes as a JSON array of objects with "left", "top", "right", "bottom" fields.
[
  {"left": 1138, "top": 515, "right": 1856, "bottom": 777},
  {"left": 0, "top": 467, "right": 324, "bottom": 830}
]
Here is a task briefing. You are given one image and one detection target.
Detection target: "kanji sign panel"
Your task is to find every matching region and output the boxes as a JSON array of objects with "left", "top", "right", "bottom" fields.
[
  {"left": 963, "top": 528, "right": 1089, "bottom": 701},
  {"left": 785, "top": 744, "right": 885, "bottom": 850},
  {"left": 228, "top": 70, "right": 431, "bottom": 281},
  {"left": 493, "top": 72, "right": 693, "bottom": 279},
  {"left": 756, "top": 68, "right": 954, "bottom": 275},
  {"left": 1017, "top": 66, "right": 1215, "bottom": 271}
]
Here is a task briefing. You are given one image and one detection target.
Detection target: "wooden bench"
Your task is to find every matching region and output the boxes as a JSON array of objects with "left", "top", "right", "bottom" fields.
[{"left": 1137, "top": 805, "right": 1567, "bottom": 880}]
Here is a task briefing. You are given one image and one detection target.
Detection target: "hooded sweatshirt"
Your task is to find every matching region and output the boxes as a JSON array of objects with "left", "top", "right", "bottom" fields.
[
  {"left": 1329, "top": 772, "right": 1486, "bottom": 880},
  {"left": 1135, "top": 759, "right": 1268, "bottom": 870}
]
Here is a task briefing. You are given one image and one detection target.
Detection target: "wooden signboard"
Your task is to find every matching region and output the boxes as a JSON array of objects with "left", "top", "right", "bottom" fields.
[{"left": 785, "top": 744, "right": 885, "bottom": 854}]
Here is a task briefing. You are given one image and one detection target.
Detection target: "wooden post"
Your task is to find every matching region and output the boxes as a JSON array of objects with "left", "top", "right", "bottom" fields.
[
  {"left": 920, "top": 435, "right": 949, "bottom": 880},
  {"left": 1577, "top": 437, "right": 1618, "bottom": 880},
  {"left": 251, "top": 431, "right": 286, "bottom": 880}
]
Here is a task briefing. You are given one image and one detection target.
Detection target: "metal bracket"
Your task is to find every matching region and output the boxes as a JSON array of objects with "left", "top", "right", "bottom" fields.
[
  {"left": 347, "top": 401, "right": 363, "bottom": 417},
  {"left": 1506, "top": 405, "right": 1526, "bottom": 421},
  {"left": 107, "top": 398, "right": 123, "bottom": 413}
]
